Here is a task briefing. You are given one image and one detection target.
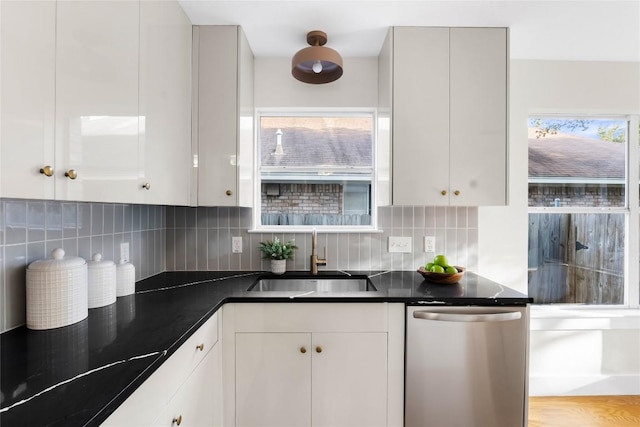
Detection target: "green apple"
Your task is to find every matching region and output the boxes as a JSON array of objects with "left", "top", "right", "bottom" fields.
[
  {"left": 429, "top": 264, "right": 445, "bottom": 273},
  {"left": 433, "top": 254, "right": 449, "bottom": 267},
  {"left": 445, "top": 266, "right": 458, "bottom": 274},
  {"left": 425, "top": 262, "right": 434, "bottom": 270}
]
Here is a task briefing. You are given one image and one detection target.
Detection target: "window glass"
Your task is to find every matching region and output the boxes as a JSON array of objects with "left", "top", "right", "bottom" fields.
[
  {"left": 258, "top": 114, "right": 374, "bottom": 228},
  {"left": 528, "top": 212, "right": 624, "bottom": 304},
  {"left": 528, "top": 117, "right": 627, "bottom": 208},
  {"left": 528, "top": 116, "right": 629, "bottom": 305}
]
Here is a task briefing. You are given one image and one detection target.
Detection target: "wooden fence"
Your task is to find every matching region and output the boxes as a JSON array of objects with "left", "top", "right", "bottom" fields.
[{"left": 528, "top": 213, "right": 624, "bottom": 304}]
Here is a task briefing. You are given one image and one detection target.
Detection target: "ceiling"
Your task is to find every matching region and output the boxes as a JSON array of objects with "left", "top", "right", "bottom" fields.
[{"left": 178, "top": 0, "right": 640, "bottom": 62}]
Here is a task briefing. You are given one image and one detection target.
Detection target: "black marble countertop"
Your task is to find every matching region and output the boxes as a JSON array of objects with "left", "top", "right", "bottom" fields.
[{"left": 0, "top": 270, "right": 531, "bottom": 426}]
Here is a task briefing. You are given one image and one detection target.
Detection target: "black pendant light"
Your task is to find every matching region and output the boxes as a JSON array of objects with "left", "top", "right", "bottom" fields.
[{"left": 292, "top": 31, "right": 343, "bottom": 84}]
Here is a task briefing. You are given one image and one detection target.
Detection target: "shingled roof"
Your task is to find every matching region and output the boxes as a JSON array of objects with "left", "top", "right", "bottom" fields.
[
  {"left": 260, "top": 119, "right": 372, "bottom": 168},
  {"left": 528, "top": 129, "right": 625, "bottom": 180}
]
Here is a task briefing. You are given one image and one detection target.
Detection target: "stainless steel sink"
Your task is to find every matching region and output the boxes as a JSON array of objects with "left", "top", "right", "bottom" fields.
[{"left": 248, "top": 277, "right": 376, "bottom": 292}]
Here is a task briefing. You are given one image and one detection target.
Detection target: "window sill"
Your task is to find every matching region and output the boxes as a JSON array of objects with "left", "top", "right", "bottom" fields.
[
  {"left": 248, "top": 226, "right": 384, "bottom": 234},
  {"left": 530, "top": 306, "right": 640, "bottom": 331}
]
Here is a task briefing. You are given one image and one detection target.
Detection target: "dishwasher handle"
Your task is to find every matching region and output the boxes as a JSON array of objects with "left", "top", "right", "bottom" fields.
[{"left": 413, "top": 310, "right": 522, "bottom": 323}]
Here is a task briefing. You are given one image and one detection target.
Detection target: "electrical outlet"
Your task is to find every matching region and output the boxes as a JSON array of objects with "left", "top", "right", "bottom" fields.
[
  {"left": 120, "top": 242, "right": 130, "bottom": 262},
  {"left": 424, "top": 236, "right": 436, "bottom": 253},
  {"left": 232, "top": 236, "right": 243, "bottom": 253},
  {"left": 388, "top": 236, "right": 412, "bottom": 253}
]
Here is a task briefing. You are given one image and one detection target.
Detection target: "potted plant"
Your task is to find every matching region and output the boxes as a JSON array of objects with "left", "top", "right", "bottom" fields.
[{"left": 258, "top": 237, "right": 298, "bottom": 274}]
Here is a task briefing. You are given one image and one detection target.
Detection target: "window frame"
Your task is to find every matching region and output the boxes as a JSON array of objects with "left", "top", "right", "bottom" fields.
[
  {"left": 527, "top": 113, "right": 640, "bottom": 309},
  {"left": 251, "top": 108, "right": 381, "bottom": 233}
]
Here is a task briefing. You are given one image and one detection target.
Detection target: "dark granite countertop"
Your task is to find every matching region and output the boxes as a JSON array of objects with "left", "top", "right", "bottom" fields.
[{"left": 0, "top": 270, "right": 531, "bottom": 426}]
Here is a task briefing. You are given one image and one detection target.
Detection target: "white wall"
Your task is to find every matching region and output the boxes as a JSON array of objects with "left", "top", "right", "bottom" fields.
[
  {"left": 478, "top": 59, "right": 640, "bottom": 396},
  {"left": 255, "top": 57, "right": 378, "bottom": 108}
]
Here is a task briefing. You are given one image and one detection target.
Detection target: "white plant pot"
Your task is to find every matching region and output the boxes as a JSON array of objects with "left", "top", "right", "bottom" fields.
[{"left": 271, "top": 259, "right": 287, "bottom": 275}]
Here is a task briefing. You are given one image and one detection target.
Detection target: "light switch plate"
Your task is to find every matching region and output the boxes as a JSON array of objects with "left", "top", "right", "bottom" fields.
[
  {"left": 120, "top": 242, "right": 130, "bottom": 262},
  {"left": 388, "top": 236, "right": 412, "bottom": 253},
  {"left": 424, "top": 236, "right": 436, "bottom": 253},
  {"left": 232, "top": 236, "right": 243, "bottom": 253}
]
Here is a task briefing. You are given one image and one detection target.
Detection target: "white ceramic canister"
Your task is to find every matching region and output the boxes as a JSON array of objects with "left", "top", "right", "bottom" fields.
[
  {"left": 116, "top": 259, "right": 135, "bottom": 297},
  {"left": 26, "top": 248, "right": 88, "bottom": 330},
  {"left": 87, "top": 253, "right": 117, "bottom": 308}
]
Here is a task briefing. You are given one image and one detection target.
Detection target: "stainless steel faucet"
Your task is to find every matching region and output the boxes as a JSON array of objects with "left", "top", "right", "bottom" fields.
[{"left": 310, "top": 228, "right": 327, "bottom": 275}]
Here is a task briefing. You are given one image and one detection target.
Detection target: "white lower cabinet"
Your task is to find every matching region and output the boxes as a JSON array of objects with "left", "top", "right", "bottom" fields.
[
  {"left": 101, "top": 313, "right": 220, "bottom": 426},
  {"left": 225, "top": 303, "right": 404, "bottom": 427},
  {"left": 236, "top": 331, "right": 387, "bottom": 427},
  {"left": 236, "top": 333, "right": 312, "bottom": 427},
  {"left": 154, "top": 342, "right": 222, "bottom": 427},
  {"left": 311, "top": 332, "right": 388, "bottom": 427}
]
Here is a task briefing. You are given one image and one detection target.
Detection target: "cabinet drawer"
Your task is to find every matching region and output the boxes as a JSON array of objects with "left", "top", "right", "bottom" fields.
[
  {"left": 163, "top": 312, "right": 218, "bottom": 398},
  {"left": 233, "top": 303, "right": 389, "bottom": 332}
]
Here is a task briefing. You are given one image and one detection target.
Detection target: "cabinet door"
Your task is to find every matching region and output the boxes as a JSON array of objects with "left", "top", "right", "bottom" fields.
[
  {"left": 158, "top": 342, "right": 223, "bottom": 427},
  {"left": 139, "top": 1, "right": 191, "bottom": 206},
  {"left": 449, "top": 28, "right": 507, "bottom": 206},
  {"left": 196, "top": 26, "right": 239, "bottom": 207},
  {"left": 55, "top": 0, "right": 140, "bottom": 203},
  {"left": 1, "top": 0, "right": 56, "bottom": 200},
  {"left": 312, "top": 332, "right": 388, "bottom": 427},
  {"left": 235, "top": 332, "right": 312, "bottom": 427},
  {"left": 392, "top": 27, "right": 450, "bottom": 206}
]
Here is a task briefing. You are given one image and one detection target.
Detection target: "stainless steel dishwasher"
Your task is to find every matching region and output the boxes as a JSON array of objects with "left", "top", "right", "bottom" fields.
[{"left": 405, "top": 305, "right": 529, "bottom": 427}]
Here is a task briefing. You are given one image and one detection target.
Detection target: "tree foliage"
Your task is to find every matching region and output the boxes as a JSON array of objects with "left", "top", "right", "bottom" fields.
[
  {"left": 530, "top": 118, "right": 629, "bottom": 143},
  {"left": 597, "top": 125, "right": 625, "bottom": 142},
  {"left": 530, "top": 118, "right": 592, "bottom": 139}
]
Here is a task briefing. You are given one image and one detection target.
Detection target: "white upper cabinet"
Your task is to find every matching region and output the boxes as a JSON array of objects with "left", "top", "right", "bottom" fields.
[
  {"left": 1, "top": 1, "right": 56, "bottom": 200},
  {"left": 54, "top": 0, "right": 140, "bottom": 203},
  {"left": 388, "top": 27, "right": 508, "bottom": 206},
  {"left": 2, "top": 0, "right": 192, "bottom": 205},
  {"left": 139, "top": 1, "right": 192, "bottom": 206},
  {"left": 194, "top": 26, "right": 254, "bottom": 207}
]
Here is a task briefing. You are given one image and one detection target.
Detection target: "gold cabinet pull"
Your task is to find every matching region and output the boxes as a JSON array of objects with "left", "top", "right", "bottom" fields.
[
  {"left": 225, "top": 190, "right": 232, "bottom": 196},
  {"left": 196, "top": 343, "right": 204, "bottom": 351},
  {"left": 64, "top": 169, "right": 78, "bottom": 180},
  {"left": 454, "top": 190, "right": 460, "bottom": 196},
  {"left": 441, "top": 190, "right": 447, "bottom": 196},
  {"left": 142, "top": 182, "right": 151, "bottom": 190},
  {"left": 300, "top": 347, "right": 307, "bottom": 354},
  {"left": 316, "top": 346, "right": 322, "bottom": 353},
  {"left": 39, "top": 166, "right": 54, "bottom": 177},
  {"left": 172, "top": 415, "right": 182, "bottom": 425}
]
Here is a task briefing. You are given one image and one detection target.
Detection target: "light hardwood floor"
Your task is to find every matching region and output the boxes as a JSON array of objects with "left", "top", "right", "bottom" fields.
[{"left": 528, "top": 396, "right": 640, "bottom": 427}]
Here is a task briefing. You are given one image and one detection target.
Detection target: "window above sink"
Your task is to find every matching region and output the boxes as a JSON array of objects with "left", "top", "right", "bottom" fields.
[{"left": 253, "top": 110, "right": 382, "bottom": 232}]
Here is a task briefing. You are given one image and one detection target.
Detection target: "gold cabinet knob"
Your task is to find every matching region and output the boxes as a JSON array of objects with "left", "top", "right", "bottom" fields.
[
  {"left": 441, "top": 190, "right": 447, "bottom": 196},
  {"left": 454, "top": 190, "right": 460, "bottom": 196},
  {"left": 196, "top": 343, "right": 204, "bottom": 351},
  {"left": 316, "top": 346, "right": 322, "bottom": 353},
  {"left": 300, "top": 347, "right": 307, "bottom": 354},
  {"left": 65, "top": 169, "right": 78, "bottom": 180},
  {"left": 39, "top": 165, "right": 54, "bottom": 177},
  {"left": 172, "top": 415, "right": 182, "bottom": 426},
  {"left": 225, "top": 190, "right": 232, "bottom": 196},
  {"left": 142, "top": 182, "right": 151, "bottom": 190}
]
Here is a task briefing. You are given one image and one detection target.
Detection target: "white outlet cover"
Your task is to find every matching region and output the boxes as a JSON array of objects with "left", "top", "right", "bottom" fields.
[
  {"left": 120, "top": 242, "right": 130, "bottom": 262},
  {"left": 424, "top": 236, "right": 436, "bottom": 253},
  {"left": 232, "top": 236, "right": 243, "bottom": 253},
  {"left": 388, "top": 236, "right": 412, "bottom": 253}
]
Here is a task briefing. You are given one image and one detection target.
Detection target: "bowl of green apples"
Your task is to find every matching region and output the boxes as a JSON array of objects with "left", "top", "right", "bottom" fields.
[{"left": 417, "top": 254, "right": 465, "bottom": 284}]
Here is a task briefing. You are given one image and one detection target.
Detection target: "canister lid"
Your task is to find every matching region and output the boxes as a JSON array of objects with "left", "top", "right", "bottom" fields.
[
  {"left": 27, "top": 248, "right": 86, "bottom": 271},
  {"left": 88, "top": 253, "right": 115, "bottom": 269},
  {"left": 116, "top": 258, "right": 135, "bottom": 269}
]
